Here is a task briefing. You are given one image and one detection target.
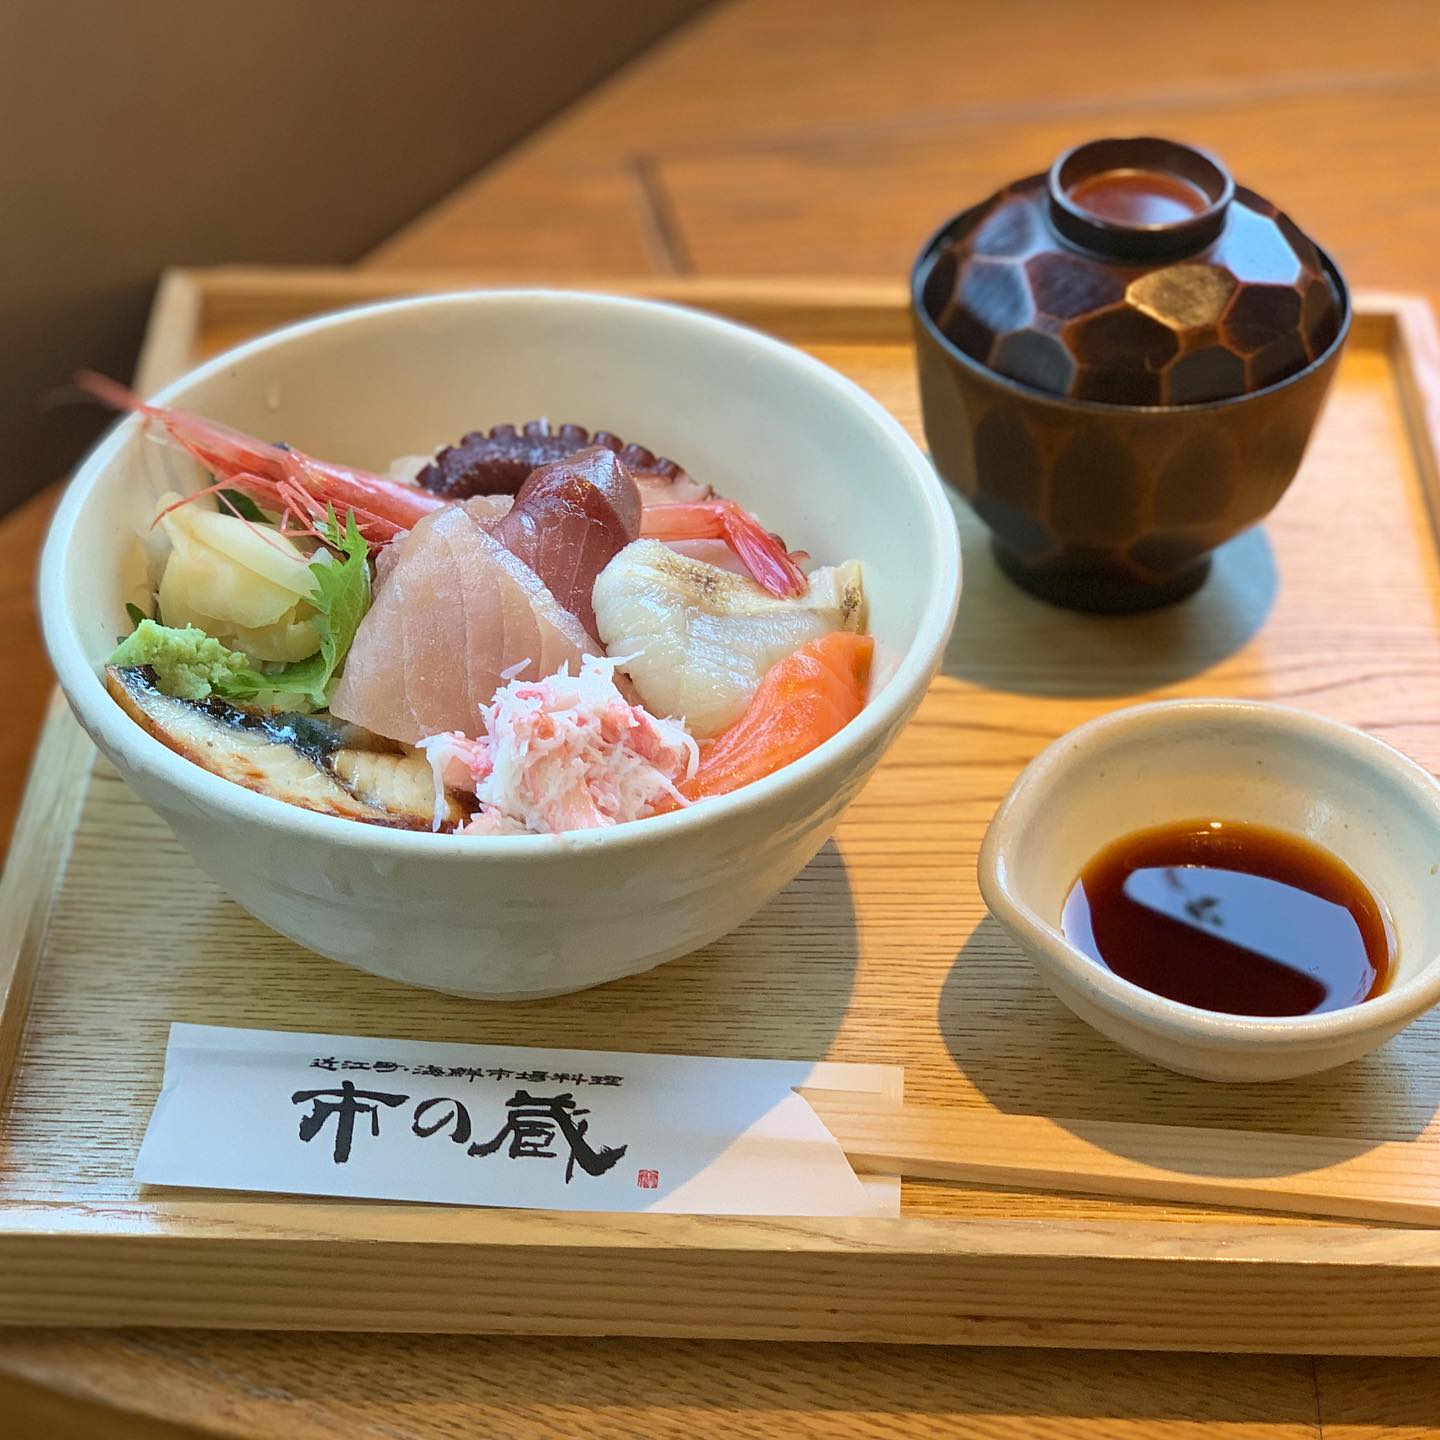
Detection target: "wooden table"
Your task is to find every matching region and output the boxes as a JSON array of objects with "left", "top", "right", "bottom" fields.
[{"left": 5, "top": 0, "right": 1440, "bottom": 1433}]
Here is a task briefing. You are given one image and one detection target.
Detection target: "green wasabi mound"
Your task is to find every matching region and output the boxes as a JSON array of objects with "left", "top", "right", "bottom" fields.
[{"left": 109, "top": 620, "right": 261, "bottom": 703}]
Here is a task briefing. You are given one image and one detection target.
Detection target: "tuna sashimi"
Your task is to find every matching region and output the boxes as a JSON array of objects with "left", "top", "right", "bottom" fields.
[
  {"left": 329, "top": 504, "right": 591, "bottom": 743},
  {"left": 488, "top": 448, "right": 641, "bottom": 637},
  {"left": 675, "top": 632, "right": 874, "bottom": 804}
]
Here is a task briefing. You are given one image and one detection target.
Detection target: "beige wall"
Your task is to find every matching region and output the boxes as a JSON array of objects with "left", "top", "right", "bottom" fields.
[{"left": 0, "top": 0, "right": 710, "bottom": 512}]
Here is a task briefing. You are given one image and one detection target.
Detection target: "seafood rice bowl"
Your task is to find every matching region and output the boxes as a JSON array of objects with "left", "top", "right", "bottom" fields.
[{"left": 41, "top": 291, "right": 960, "bottom": 998}]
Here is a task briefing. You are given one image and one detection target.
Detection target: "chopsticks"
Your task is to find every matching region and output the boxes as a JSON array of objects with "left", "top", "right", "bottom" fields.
[{"left": 798, "top": 1090, "right": 1440, "bottom": 1226}]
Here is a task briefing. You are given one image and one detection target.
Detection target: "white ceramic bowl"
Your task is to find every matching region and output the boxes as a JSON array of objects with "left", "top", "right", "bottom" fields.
[
  {"left": 41, "top": 291, "right": 960, "bottom": 998},
  {"left": 978, "top": 700, "right": 1440, "bottom": 1081}
]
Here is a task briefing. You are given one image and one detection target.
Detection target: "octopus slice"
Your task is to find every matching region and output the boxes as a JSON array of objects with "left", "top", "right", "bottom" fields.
[{"left": 416, "top": 420, "right": 709, "bottom": 502}]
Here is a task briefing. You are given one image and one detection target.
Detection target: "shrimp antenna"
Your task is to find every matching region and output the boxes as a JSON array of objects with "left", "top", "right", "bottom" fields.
[{"left": 74, "top": 370, "right": 151, "bottom": 415}]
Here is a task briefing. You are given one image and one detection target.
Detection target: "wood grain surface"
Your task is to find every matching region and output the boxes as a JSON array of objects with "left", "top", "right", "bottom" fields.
[
  {"left": 808, "top": 1093, "right": 1440, "bottom": 1227},
  {"left": 0, "top": 488, "right": 61, "bottom": 860},
  {"left": 8, "top": 0, "right": 1440, "bottom": 1430},
  {"left": 3, "top": 278, "right": 1440, "bottom": 1429},
  {"left": 0, "top": 1331, "right": 1327, "bottom": 1440},
  {"left": 3, "top": 283, "right": 1437, "bottom": 1192},
  {"left": 369, "top": 0, "right": 1440, "bottom": 321}
]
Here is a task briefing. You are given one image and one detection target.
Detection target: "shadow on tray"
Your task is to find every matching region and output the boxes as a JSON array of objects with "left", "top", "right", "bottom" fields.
[
  {"left": 937, "top": 915, "right": 1439, "bottom": 1175},
  {"left": 122, "top": 840, "right": 864, "bottom": 1207},
  {"left": 943, "top": 497, "right": 1279, "bottom": 698},
  {"left": 182, "top": 836, "right": 862, "bottom": 1062}
]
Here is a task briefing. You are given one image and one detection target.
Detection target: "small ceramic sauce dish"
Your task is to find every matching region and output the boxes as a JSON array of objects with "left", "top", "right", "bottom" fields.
[{"left": 977, "top": 700, "right": 1440, "bottom": 1081}]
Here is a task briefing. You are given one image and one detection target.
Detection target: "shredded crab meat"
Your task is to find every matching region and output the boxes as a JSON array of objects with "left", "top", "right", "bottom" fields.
[
  {"left": 417, "top": 654, "right": 698, "bottom": 835},
  {"left": 416, "top": 730, "right": 491, "bottom": 832}
]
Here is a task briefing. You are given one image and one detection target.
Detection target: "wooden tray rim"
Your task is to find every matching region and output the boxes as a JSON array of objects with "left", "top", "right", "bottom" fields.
[{"left": 4, "top": 270, "right": 1440, "bottom": 1348}]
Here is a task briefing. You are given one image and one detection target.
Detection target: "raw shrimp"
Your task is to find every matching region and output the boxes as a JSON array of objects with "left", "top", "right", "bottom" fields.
[
  {"left": 642, "top": 500, "right": 807, "bottom": 598},
  {"left": 84, "top": 374, "right": 799, "bottom": 592},
  {"left": 79, "top": 372, "right": 443, "bottom": 544}
]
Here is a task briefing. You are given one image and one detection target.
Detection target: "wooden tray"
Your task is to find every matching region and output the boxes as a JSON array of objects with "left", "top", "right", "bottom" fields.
[{"left": 5, "top": 269, "right": 1440, "bottom": 1353}]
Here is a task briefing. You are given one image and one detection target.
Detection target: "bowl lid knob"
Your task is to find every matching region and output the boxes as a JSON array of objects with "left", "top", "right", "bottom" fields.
[{"left": 1048, "top": 137, "right": 1234, "bottom": 261}]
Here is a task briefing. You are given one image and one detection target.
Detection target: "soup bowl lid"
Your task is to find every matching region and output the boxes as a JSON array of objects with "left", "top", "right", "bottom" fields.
[{"left": 916, "top": 137, "right": 1344, "bottom": 407}]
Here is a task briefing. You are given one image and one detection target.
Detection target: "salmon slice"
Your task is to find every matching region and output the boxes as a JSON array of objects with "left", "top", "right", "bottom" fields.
[{"left": 678, "top": 631, "right": 873, "bottom": 803}]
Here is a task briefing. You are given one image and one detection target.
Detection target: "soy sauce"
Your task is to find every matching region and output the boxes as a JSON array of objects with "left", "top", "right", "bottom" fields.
[
  {"left": 1060, "top": 820, "right": 1393, "bottom": 1016},
  {"left": 1067, "top": 168, "right": 1210, "bottom": 226}
]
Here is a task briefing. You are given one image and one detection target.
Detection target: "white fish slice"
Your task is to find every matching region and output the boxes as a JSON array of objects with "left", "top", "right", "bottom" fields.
[{"left": 592, "top": 539, "right": 866, "bottom": 737}]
